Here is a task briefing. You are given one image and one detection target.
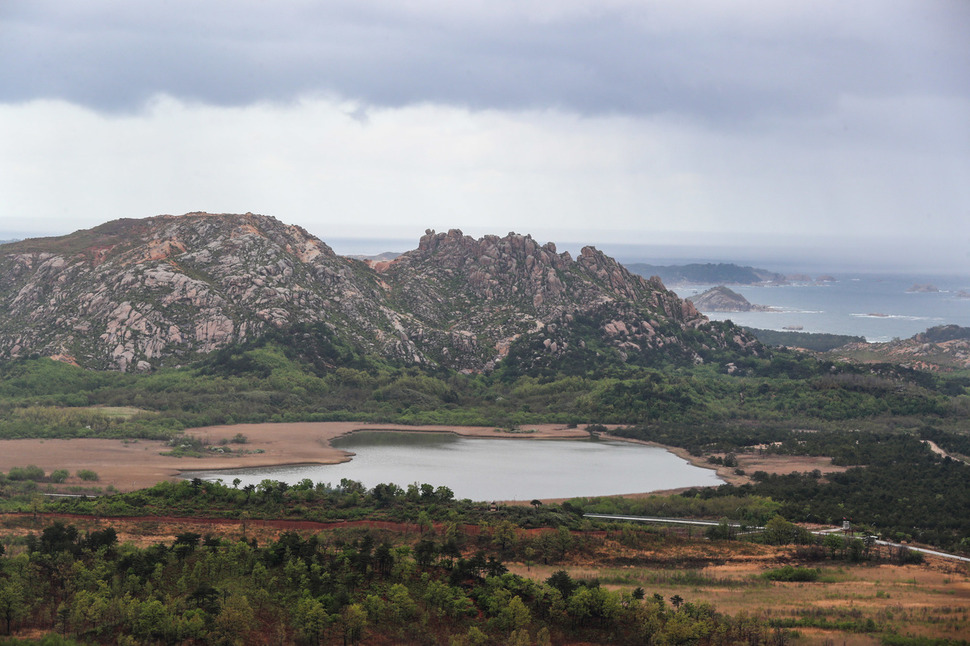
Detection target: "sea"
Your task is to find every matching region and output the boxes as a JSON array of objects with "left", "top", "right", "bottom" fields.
[{"left": 670, "top": 273, "right": 970, "bottom": 343}]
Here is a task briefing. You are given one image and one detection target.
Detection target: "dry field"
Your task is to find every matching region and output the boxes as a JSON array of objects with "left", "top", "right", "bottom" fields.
[{"left": 509, "top": 540, "right": 970, "bottom": 645}]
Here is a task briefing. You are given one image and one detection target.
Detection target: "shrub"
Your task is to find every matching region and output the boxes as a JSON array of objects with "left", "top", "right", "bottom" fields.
[
  {"left": 76, "top": 469, "right": 99, "bottom": 482},
  {"left": 760, "top": 566, "right": 820, "bottom": 582},
  {"left": 8, "top": 465, "right": 45, "bottom": 481},
  {"left": 49, "top": 469, "right": 70, "bottom": 483}
]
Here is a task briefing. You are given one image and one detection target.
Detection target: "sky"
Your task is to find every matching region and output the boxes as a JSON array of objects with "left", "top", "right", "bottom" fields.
[{"left": 1, "top": 0, "right": 968, "bottom": 273}]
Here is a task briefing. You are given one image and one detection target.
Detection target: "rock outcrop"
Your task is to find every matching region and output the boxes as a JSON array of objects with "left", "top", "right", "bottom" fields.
[
  {"left": 831, "top": 326, "right": 970, "bottom": 371},
  {"left": 0, "top": 213, "right": 760, "bottom": 371}
]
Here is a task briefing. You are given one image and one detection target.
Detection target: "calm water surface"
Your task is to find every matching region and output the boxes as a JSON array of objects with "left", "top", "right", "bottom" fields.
[{"left": 185, "top": 431, "right": 722, "bottom": 501}]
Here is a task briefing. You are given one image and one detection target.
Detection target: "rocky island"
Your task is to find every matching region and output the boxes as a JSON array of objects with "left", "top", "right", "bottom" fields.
[{"left": 687, "top": 286, "right": 776, "bottom": 312}]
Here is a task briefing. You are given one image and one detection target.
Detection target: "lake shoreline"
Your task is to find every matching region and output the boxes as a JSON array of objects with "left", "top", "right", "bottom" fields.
[
  {"left": 179, "top": 423, "right": 734, "bottom": 494},
  {"left": 0, "top": 421, "right": 830, "bottom": 497}
]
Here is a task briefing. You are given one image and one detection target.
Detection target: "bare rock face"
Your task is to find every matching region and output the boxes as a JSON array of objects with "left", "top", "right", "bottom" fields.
[
  {"left": 0, "top": 213, "right": 387, "bottom": 370},
  {"left": 0, "top": 215, "right": 760, "bottom": 371},
  {"left": 376, "top": 228, "right": 735, "bottom": 370}
]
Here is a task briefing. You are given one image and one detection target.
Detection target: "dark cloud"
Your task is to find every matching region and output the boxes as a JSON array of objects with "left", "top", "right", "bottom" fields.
[{"left": 2, "top": 0, "right": 967, "bottom": 121}]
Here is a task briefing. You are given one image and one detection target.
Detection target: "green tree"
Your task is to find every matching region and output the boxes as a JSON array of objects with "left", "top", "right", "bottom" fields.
[
  {"left": 823, "top": 533, "right": 844, "bottom": 559},
  {"left": 498, "top": 595, "right": 531, "bottom": 633},
  {"left": 214, "top": 594, "right": 257, "bottom": 644},
  {"left": 388, "top": 583, "right": 418, "bottom": 624},
  {"left": 763, "top": 515, "right": 808, "bottom": 545},
  {"left": 295, "top": 596, "right": 331, "bottom": 644},
  {"left": 491, "top": 520, "right": 517, "bottom": 553},
  {"left": 552, "top": 526, "right": 574, "bottom": 560},
  {"left": 0, "top": 577, "right": 27, "bottom": 635},
  {"left": 342, "top": 603, "right": 368, "bottom": 646}
]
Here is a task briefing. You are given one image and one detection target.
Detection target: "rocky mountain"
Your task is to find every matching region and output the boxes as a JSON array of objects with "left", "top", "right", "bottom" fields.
[
  {"left": 0, "top": 213, "right": 760, "bottom": 372},
  {"left": 687, "top": 286, "right": 775, "bottom": 313}
]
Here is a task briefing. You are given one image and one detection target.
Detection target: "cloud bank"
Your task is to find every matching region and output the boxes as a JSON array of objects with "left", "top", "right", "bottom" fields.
[{"left": 1, "top": 0, "right": 968, "bottom": 271}]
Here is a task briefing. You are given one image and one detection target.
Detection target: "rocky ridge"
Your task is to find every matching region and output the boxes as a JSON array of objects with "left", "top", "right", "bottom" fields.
[
  {"left": 827, "top": 325, "right": 970, "bottom": 371},
  {"left": 0, "top": 213, "right": 760, "bottom": 371}
]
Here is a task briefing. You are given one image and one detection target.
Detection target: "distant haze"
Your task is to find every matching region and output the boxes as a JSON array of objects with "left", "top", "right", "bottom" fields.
[
  {"left": 1, "top": 228, "right": 966, "bottom": 277},
  {"left": 216, "top": 232, "right": 970, "bottom": 276},
  {"left": 1, "top": 1, "right": 967, "bottom": 275}
]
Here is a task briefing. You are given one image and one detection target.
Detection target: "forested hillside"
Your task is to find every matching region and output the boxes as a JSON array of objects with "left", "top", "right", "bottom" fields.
[{"left": 0, "top": 326, "right": 965, "bottom": 439}]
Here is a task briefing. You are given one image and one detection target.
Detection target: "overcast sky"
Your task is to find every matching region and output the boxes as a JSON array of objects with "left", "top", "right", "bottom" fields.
[{"left": 1, "top": 0, "right": 968, "bottom": 272}]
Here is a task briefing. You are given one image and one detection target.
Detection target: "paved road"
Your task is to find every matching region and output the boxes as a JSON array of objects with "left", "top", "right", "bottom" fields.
[
  {"left": 867, "top": 538, "right": 970, "bottom": 563},
  {"left": 583, "top": 513, "right": 762, "bottom": 530},
  {"left": 584, "top": 513, "right": 970, "bottom": 564}
]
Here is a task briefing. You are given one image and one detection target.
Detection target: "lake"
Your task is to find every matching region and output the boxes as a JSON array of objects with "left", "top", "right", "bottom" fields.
[{"left": 184, "top": 431, "right": 723, "bottom": 501}]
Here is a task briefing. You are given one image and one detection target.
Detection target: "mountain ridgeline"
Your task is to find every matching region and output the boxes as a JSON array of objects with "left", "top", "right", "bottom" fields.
[{"left": 0, "top": 213, "right": 761, "bottom": 372}]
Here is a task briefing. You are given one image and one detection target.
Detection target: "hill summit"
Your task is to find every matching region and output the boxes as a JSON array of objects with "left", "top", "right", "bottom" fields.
[{"left": 0, "top": 213, "right": 760, "bottom": 371}]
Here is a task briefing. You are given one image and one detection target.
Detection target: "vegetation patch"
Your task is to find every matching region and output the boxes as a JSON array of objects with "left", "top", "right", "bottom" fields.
[{"left": 760, "top": 565, "right": 821, "bottom": 582}]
